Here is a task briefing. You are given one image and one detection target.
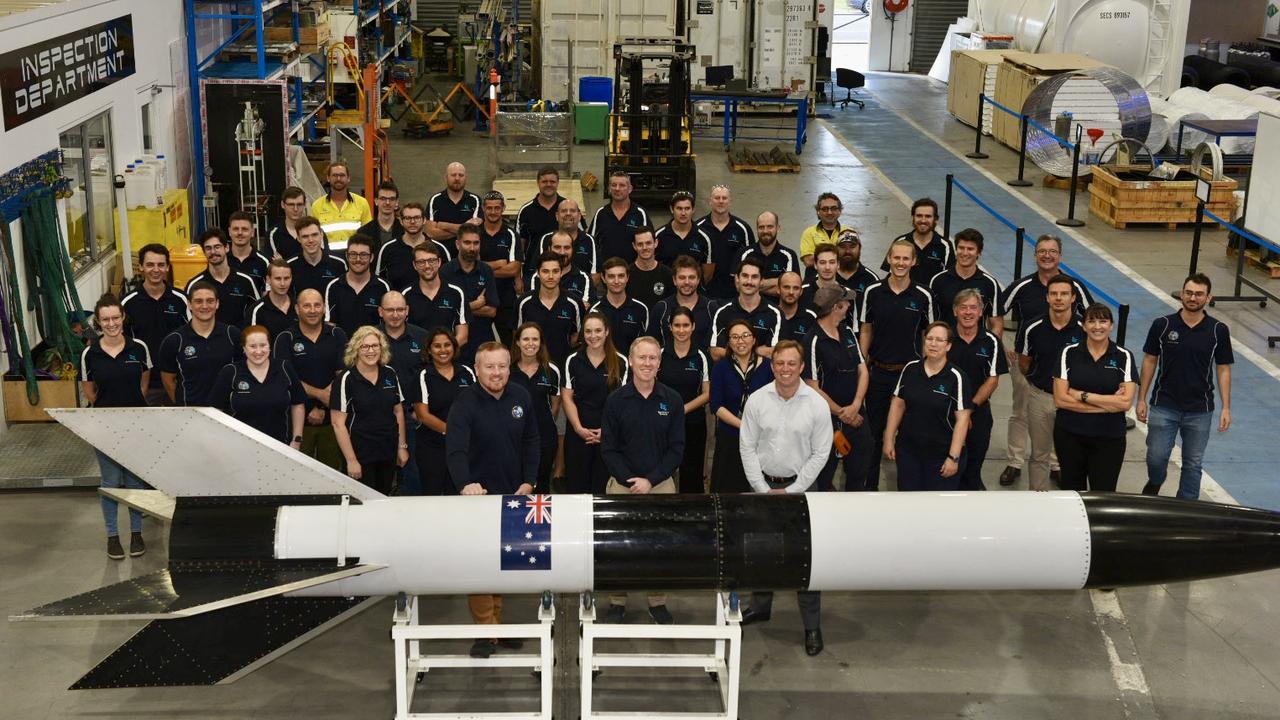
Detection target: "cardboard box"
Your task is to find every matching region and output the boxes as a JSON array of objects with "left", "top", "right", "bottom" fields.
[
  {"left": 4, "top": 378, "right": 79, "bottom": 422},
  {"left": 993, "top": 52, "right": 1111, "bottom": 149},
  {"left": 265, "top": 13, "right": 331, "bottom": 54},
  {"left": 947, "top": 49, "right": 1017, "bottom": 133}
]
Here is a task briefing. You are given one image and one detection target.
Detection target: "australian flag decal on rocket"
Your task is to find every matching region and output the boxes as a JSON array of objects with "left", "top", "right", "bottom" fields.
[{"left": 501, "top": 495, "right": 552, "bottom": 570}]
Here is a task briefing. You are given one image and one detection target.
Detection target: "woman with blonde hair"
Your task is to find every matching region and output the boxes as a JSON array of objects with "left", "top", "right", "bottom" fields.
[{"left": 331, "top": 326, "right": 409, "bottom": 493}]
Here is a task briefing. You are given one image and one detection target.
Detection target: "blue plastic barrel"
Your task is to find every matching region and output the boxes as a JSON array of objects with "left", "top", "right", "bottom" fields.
[{"left": 579, "top": 76, "right": 612, "bottom": 108}]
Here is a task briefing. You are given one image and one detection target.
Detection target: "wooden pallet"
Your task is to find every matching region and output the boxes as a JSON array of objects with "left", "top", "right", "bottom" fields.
[
  {"left": 1226, "top": 246, "right": 1280, "bottom": 278},
  {"left": 729, "top": 162, "right": 800, "bottom": 173},
  {"left": 1043, "top": 173, "right": 1092, "bottom": 190}
]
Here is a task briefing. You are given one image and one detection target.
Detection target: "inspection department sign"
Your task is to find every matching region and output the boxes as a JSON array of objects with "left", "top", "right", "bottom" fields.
[{"left": 0, "top": 15, "right": 135, "bottom": 131}]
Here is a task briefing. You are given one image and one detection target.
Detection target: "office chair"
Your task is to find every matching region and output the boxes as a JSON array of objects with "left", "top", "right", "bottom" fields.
[{"left": 836, "top": 68, "right": 865, "bottom": 110}]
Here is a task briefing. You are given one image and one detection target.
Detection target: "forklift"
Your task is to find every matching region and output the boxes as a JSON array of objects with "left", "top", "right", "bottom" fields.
[{"left": 605, "top": 37, "right": 697, "bottom": 200}]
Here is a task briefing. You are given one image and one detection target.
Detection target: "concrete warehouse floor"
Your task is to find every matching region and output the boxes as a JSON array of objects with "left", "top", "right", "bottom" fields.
[{"left": 3, "top": 72, "right": 1280, "bottom": 719}]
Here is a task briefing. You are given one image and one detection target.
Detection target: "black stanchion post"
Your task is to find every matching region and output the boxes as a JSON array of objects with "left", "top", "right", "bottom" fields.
[
  {"left": 967, "top": 94, "right": 989, "bottom": 159},
  {"left": 1232, "top": 218, "right": 1249, "bottom": 297},
  {"left": 1176, "top": 201, "right": 1206, "bottom": 300},
  {"left": 1009, "top": 114, "right": 1032, "bottom": 187},
  {"left": 944, "top": 174, "right": 954, "bottom": 241},
  {"left": 1116, "top": 304, "right": 1130, "bottom": 347},
  {"left": 1057, "top": 126, "right": 1086, "bottom": 227},
  {"left": 1014, "top": 227, "right": 1026, "bottom": 279}
]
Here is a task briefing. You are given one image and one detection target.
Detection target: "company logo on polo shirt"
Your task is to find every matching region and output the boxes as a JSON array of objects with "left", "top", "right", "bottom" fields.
[
  {"left": 459, "top": 376, "right": 471, "bottom": 386},
  {"left": 410, "top": 341, "right": 421, "bottom": 353},
  {"left": 657, "top": 401, "right": 670, "bottom": 416},
  {"left": 653, "top": 282, "right": 666, "bottom": 296},
  {"left": 165, "top": 303, "right": 177, "bottom": 313},
  {"left": 976, "top": 346, "right": 990, "bottom": 357},
  {"left": 770, "top": 261, "right": 785, "bottom": 273},
  {"left": 441, "top": 298, "right": 454, "bottom": 308},
  {"left": 1107, "top": 359, "right": 1118, "bottom": 368},
  {"left": 625, "top": 313, "right": 636, "bottom": 324},
  {"left": 1069, "top": 335, "right": 1080, "bottom": 344},
  {"left": 383, "top": 378, "right": 396, "bottom": 388},
  {"left": 1168, "top": 330, "right": 1180, "bottom": 342},
  {"left": 557, "top": 309, "right": 572, "bottom": 320},
  {"left": 184, "top": 345, "right": 196, "bottom": 357},
  {"left": 754, "top": 318, "right": 767, "bottom": 329},
  {"left": 230, "top": 287, "right": 246, "bottom": 297},
  {"left": 237, "top": 380, "right": 250, "bottom": 391},
  {"left": 365, "top": 298, "right": 378, "bottom": 307},
  {"left": 686, "top": 359, "right": 698, "bottom": 370},
  {"left": 511, "top": 404, "right": 525, "bottom": 418},
  {"left": 293, "top": 342, "right": 306, "bottom": 353},
  {"left": 908, "top": 300, "right": 919, "bottom": 311},
  {"left": 324, "top": 269, "right": 338, "bottom": 278},
  {"left": 794, "top": 322, "right": 809, "bottom": 334}
]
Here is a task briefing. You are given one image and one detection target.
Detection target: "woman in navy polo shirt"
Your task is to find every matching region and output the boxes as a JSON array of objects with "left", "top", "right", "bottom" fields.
[
  {"left": 709, "top": 318, "right": 774, "bottom": 494},
  {"left": 509, "top": 322, "right": 562, "bottom": 493},
  {"left": 79, "top": 294, "right": 152, "bottom": 560},
  {"left": 413, "top": 328, "right": 476, "bottom": 495},
  {"left": 331, "top": 326, "right": 409, "bottom": 494},
  {"left": 209, "top": 325, "right": 306, "bottom": 446},
  {"left": 562, "top": 312, "right": 628, "bottom": 494},
  {"left": 658, "top": 307, "right": 712, "bottom": 493},
  {"left": 1052, "top": 303, "right": 1137, "bottom": 491},
  {"left": 884, "top": 321, "right": 974, "bottom": 491}
]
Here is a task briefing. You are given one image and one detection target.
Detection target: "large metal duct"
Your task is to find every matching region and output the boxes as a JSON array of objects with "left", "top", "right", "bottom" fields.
[
  {"left": 1149, "top": 96, "right": 1209, "bottom": 152},
  {"left": 1023, "top": 67, "right": 1151, "bottom": 177},
  {"left": 1169, "top": 86, "right": 1260, "bottom": 153}
]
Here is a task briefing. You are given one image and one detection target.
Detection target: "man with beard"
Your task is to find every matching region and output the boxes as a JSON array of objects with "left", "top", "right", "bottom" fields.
[
  {"left": 533, "top": 199, "right": 597, "bottom": 282},
  {"left": 696, "top": 184, "right": 755, "bottom": 300},
  {"left": 123, "top": 244, "right": 190, "bottom": 405},
  {"left": 403, "top": 243, "right": 469, "bottom": 347},
  {"left": 777, "top": 271, "right": 817, "bottom": 343},
  {"left": 590, "top": 170, "right": 650, "bottom": 264},
  {"left": 378, "top": 202, "right": 451, "bottom": 292},
  {"left": 882, "top": 198, "right": 953, "bottom": 285},
  {"left": 310, "top": 161, "right": 371, "bottom": 250},
  {"left": 324, "top": 234, "right": 390, "bottom": 335},
  {"left": 273, "top": 289, "right": 349, "bottom": 471},
  {"left": 426, "top": 162, "right": 481, "bottom": 257},
  {"left": 443, "top": 224, "right": 500, "bottom": 362},
  {"left": 185, "top": 229, "right": 260, "bottom": 325},
  {"left": 737, "top": 211, "right": 800, "bottom": 297},
  {"left": 709, "top": 257, "right": 782, "bottom": 360},
  {"left": 516, "top": 166, "right": 575, "bottom": 263},
  {"left": 478, "top": 191, "right": 523, "bottom": 344},
  {"left": 650, "top": 255, "right": 717, "bottom": 349}
]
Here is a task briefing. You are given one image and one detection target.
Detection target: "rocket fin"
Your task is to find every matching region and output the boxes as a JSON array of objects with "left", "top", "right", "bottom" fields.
[
  {"left": 69, "top": 595, "right": 379, "bottom": 689},
  {"left": 11, "top": 560, "right": 385, "bottom": 622},
  {"left": 99, "top": 488, "right": 176, "bottom": 522},
  {"left": 47, "top": 407, "right": 385, "bottom": 502}
]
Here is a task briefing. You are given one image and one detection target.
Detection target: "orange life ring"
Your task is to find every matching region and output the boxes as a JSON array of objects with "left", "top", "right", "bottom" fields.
[{"left": 883, "top": 0, "right": 909, "bottom": 13}]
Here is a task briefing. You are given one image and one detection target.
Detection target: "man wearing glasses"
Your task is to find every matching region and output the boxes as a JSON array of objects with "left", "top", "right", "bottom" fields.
[
  {"left": 325, "top": 234, "right": 390, "bottom": 336},
  {"left": 377, "top": 201, "right": 451, "bottom": 292},
  {"left": 403, "top": 243, "right": 469, "bottom": 347},
  {"left": 358, "top": 181, "right": 405, "bottom": 248},
  {"left": 996, "top": 234, "right": 1093, "bottom": 488},
  {"left": 310, "top": 161, "right": 372, "bottom": 250},
  {"left": 1137, "top": 273, "right": 1234, "bottom": 500},
  {"left": 799, "top": 193, "right": 845, "bottom": 269}
]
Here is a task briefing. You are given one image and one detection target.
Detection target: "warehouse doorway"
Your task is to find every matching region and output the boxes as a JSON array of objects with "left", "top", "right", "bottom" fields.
[{"left": 831, "top": 0, "right": 870, "bottom": 73}]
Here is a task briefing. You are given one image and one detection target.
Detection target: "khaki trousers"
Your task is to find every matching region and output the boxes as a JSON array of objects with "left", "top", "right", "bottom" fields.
[
  {"left": 606, "top": 476, "right": 676, "bottom": 607},
  {"left": 1026, "top": 386, "right": 1059, "bottom": 491},
  {"left": 468, "top": 594, "right": 504, "bottom": 625}
]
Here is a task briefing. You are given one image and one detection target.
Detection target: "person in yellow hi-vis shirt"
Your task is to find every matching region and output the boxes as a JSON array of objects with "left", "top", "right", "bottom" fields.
[{"left": 311, "top": 161, "right": 371, "bottom": 251}]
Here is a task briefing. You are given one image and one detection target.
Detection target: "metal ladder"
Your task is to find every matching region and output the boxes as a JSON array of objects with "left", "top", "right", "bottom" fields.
[{"left": 1143, "top": 0, "right": 1173, "bottom": 93}]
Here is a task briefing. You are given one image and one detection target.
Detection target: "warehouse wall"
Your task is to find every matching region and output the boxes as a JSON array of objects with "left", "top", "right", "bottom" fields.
[
  {"left": 0, "top": 0, "right": 187, "bottom": 434},
  {"left": 1183, "top": 0, "right": 1268, "bottom": 58}
]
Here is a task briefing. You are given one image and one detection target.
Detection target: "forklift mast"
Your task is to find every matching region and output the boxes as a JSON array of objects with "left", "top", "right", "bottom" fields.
[{"left": 606, "top": 37, "right": 697, "bottom": 201}]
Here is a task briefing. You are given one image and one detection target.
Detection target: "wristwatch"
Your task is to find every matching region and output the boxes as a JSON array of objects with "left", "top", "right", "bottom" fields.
[
  {"left": 399, "top": 443, "right": 409, "bottom": 449},
  {"left": 947, "top": 454, "right": 959, "bottom": 463},
  {"left": 1081, "top": 391, "right": 1090, "bottom": 404},
  {"left": 292, "top": 435, "right": 303, "bottom": 443}
]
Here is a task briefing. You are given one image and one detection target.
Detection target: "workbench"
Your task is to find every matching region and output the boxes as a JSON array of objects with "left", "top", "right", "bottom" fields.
[{"left": 691, "top": 89, "right": 810, "bottom": 155}]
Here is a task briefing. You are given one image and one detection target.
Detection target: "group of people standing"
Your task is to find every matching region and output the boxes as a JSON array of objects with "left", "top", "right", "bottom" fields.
[{"left": 76, "top": 165, "right": 1234, "bottom": 657}]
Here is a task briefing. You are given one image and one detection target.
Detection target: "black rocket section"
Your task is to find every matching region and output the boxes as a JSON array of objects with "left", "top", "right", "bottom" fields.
[
  {"left": 592, "top": 494, "right": 812, "bottom": 591},
  {"left": 1082, "top": 493, "right": 1280, "bottom": 588}
]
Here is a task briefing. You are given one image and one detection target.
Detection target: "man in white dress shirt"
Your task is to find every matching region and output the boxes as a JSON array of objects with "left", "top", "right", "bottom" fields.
[{"left": 737, "top": 339, "right": 833, "bottom": 656}]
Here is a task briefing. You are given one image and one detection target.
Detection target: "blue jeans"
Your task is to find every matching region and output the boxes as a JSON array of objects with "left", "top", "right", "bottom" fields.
[
  {"left": 96, "top": 450, "right": 145, "bottom": 536},
  {"left": 1145, "top": 405, "right": 1213, "bottom": 500}
]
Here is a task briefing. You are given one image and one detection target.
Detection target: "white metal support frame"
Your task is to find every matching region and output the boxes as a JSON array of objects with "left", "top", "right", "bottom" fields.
[
  {"left": 579, "top": 591, "right": 743, "bottom": 720},
  {"left": 391, "top": 593, "right": 556, "bottom": 720}
]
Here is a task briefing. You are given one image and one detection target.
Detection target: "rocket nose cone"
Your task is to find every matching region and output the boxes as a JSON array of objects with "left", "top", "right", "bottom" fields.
[{"left": 1081, "top": 493, "right": 1280, "bottom": 588}]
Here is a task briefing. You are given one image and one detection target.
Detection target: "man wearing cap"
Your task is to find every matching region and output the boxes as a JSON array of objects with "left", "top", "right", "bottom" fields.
[
  {"left": 737, "top": 339, "right": 833, "bottom": 656},
  {"left": 806, "top": 286, "right": 873, "bottom": 493}
]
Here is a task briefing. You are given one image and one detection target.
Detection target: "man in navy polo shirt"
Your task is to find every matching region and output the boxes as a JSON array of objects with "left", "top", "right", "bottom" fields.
[
  {"left": 186, "top": 228, "right": 260, "bottom": 325},
  {"left": 589, "top": 258, "right": 649, "bottom": 355},
  {"left": 1138, "top": 273, "right": 1234, "bottom": 500},
  {"left": 650, "top": 255, "right": 717, "bottom": 349},
  {"left": 273, "top": 289, "right": 348, "bottom": 470},
  {"left": 709, "top": 257, "right": 782, "bottom": 360},
  {"left": 378, "top": 291, "right": 429, "bottom": 495},
  {"left": 1016, "top": 274, "right": 1083, "bottom": 491},
  {"left": 697, "top": 184, "right": 755, "bottom": 300},
  {"left": 883, "top": 197, "right": 954, "bottom": 285},
  {"left": 123, "top": 243, "right": 190, "bottom": 405},
  {"left": 534, "top": 199, "right": 597, "bottom": 281},
  {"left": 516, "top": 166, "right": 572, "bottom": 263},
  {"left": 288, "top": 216, "right": 347, "bottom": 294},
  {"left": 325, "top": 234, "right": 390, "bottom": 335},
  {"left": 403, "top": 243, "right": 469, "bottom": 346},
  {"left": 479, "top": 191, "right": 524, "bottom": 344},
  {"left": 590, "top": 170, "right": 649, "bottom": 265},
  {"left": 517, "top": 252, "right": 582, "bottom": 365},
  {"left": 226, "top": 211, "right": 270, "bottom": 294},
  {"left": 442, "top": 224, "right": 500, "bottom": 362},
  {"left": 738, "top": 211, "right": 801, "bottom": 298},
  {"left": 599, "top": 335, "right": 685, "bottom": 625},
  {"left": 426, "top": 161, "right": 481, "bottom": 258},
  {"left": 446, "top": 341, "right": 540, "bottom": 658},
  {"left": 158, "top": 282, "right": 242, "bottom": 406}
]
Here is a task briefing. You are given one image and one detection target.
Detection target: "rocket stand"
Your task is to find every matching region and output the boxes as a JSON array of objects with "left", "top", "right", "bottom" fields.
[
  {"left": 391, "top": 591, "right": 556, "bottom": 719},
  {"left": 579, "top": 591, "right": 743, "bottom": 720}
]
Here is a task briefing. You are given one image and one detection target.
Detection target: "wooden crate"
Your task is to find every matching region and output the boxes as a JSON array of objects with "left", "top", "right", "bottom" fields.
[
  {"left": 992, "top": 52, "right": 1111, "bottom": 149},
  {"left": 265, "top": 16, "right": 331, "bottom": 54},
  {"left": 3, "top": 378, "right": 79, "bottom": 423},
  {"left": 1088, "top": 164, "right": 1237, "bottom": 223},
  {"left": 1088, "top": 195, "right": 1229, "bottom": 229},
  {"left": 947, "top": 50, "right": 1016, "bottom": 132}
]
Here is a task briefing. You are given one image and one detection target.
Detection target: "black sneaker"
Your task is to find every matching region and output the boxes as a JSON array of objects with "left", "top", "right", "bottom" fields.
[
  {"left": 469, "top": 639, "right": 496, "bottom": 658},
  {"left": 1141, "top": 482, "right": 1161, "bottom": 496},
  {"left": 498, "top": 638, "right": 524, "bottom": 650},
  {"left": 106, "top": 535, "right": 125, "bottom": 560},
  {"left": 648, "top": 605, "right": 675, "bottom": 625},
  {"left": 129, "top": 532, "right": 146, "bottom": 557},
  {"left": 998, "top": 466, "right": 1020, "bottom": 486},
  {"left": 601, "top": 604, "right": 626, "bottom": 623}
]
